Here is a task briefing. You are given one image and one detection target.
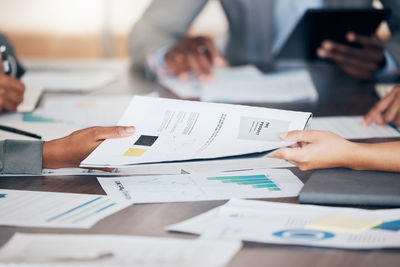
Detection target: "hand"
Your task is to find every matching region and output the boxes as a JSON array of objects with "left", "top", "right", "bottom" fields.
[
  {"left": 42, "top": 126, "right": 135, "bottom": 169},
  {"left": 268, "top": 130, "right": 355, "bottom": 171},
  {"left": 363, "top": 86, "right": 400, "bottom": 126},
  {"left": 317, "top": 32, "right": 385, "bottom": 80},
  {"left": 165, "top": 36, "right": 227, "bottom": 81},
  {"left": 0, "top": 73, "right": 25, "bottom": 114}
]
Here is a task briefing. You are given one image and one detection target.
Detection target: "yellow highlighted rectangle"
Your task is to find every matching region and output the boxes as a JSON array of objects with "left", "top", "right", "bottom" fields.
[
  {"left": 305, "top": 215, "right": 382, "bottom": 234},
  {"left": 123, "top": 148, "right": 147, "bottom": 157}
]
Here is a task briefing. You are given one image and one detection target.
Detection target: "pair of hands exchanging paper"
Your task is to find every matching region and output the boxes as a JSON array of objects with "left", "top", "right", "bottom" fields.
[
  {"left": 270, "top": 86, "right": 400, "bottom": 172},
  {"left": 165, "top": 32, "right": 385, "bottom": 81}
]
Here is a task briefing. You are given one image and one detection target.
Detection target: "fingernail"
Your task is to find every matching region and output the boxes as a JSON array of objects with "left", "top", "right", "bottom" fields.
[
  {"left": 323, "top": 41, "right": 332, "bottom": 50},
  {"left": 280, "top": 132, "right": 288, "bottom": 140},
  {"left": 214, "top": 57, "right": 227, "bottom": 67},
  {"left": 317, "top": 49, "right": 326, "bottom": 58},
  {"left": 347, "top": 32, "right": 355, "bottom": 42},
  {"left": 125, "top": 126, "right": 135, "bottom": 134}
]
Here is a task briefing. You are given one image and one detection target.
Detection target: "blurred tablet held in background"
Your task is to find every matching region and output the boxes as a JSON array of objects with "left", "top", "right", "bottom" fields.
[{"left": 277, "top": 9, "right": 391, "bottom": 61}]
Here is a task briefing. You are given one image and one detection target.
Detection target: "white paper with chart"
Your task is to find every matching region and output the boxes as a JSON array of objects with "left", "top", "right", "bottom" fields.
[
  {"left": 168, "top": 199, "right": 400, "bottom": 249},
  {"left": 97, "top": 169, "right": 303, "bottom": 203},
  {"left": 81, "top": 96, "right": 312, "bottom": 167}
]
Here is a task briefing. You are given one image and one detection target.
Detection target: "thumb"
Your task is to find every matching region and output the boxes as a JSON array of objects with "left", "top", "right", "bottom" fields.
[
  {"left": 280, "top": 130, "right": 316, "bottom": 143},
  {"left": 93, "top": 126, "right": 135, "bottom": 140}
]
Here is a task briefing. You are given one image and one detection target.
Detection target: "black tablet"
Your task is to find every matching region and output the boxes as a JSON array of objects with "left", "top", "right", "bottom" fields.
[{"left": 276, "top": 9, "right": 391, "bottom": 60}]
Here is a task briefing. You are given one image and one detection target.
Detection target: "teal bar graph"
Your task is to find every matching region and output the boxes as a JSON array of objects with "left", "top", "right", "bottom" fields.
[{"left": 207, "top": 174, "right": 281, "bottom": 191}]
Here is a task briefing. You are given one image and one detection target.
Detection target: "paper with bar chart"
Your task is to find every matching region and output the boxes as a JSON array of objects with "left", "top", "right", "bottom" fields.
[
  {"left": 0, "top": 189, "right": 132, "bottom": 228},
  {"left": 97, "top": 169, "right": 303, "bottom": 203},
  {"left": 81, "top": 96, "right": 312, "bottom": 167}
]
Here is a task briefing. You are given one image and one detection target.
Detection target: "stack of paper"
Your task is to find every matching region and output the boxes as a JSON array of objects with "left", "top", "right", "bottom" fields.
[
  {"left": 97, "top": 169, "right": 303, "bottom": 203},
  {"left": 0, "top": 233, "right": 241, "bottom": 267},
  {"left": 310, "top": 116, "right": 400, "bottom": 139},
  {"left": 167, "top": 199, "right": 400, "bottom": 249},
  {"left": 0, "top": 189, "right": 132, "bottom": 229},
  {"left": 81, "top": 96, "right": 312, "bottom": 168},
  {"left": 159, "top": 66, "right": 318, "bottom": 103}
]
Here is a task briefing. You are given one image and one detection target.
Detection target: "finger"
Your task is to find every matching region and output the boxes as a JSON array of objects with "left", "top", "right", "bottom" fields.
[
  {"left": 393, "top": 113, "right": 400, "bottom": 127},
  {"left": 2, "top": 99, "right": 19, "bottom": 111},
  {"left": 195, "top": 53, "right": 213, "bottom": 78},
  {"left": 5, "top": 87, "right": 24, "bottom": 104},
  {"left": 347, "top": 32, "right": 384, "bottom": 49},
  {"left": 91, "top": 126, "right": 135, "bottom": 140},
  {"left": 363, "top": 88, "right": 399, "bottom": 125},
  {"left": 338, "top": 63, "right": 373, "bottom": 81},
  {"left": 187, "top": 54, "right": 205, "bottom": 80},
  {"left": 280, "top": 130, "right": 317, "bottom": 143},
  {"left": 322, "top": 40, "right": 382, "bottom": 62},
  {"left": 0, "top": 75, "right": 25, "bottom": 93},
  {"left": 382, "top": 98, "right": 400, "bottom": 124},
  {"left": 202, "top": 38, "right": 227, "bottom": 67}
]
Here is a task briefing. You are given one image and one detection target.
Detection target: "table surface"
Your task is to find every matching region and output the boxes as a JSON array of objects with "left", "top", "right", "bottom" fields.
[{"left": 1, "top": 59, "right": 400, "bottom": 267}]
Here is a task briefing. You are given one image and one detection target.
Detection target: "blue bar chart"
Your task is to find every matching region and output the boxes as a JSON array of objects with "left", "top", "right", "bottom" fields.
[{"left": 207, "top": 174, "right": 281, "bottom": 191}]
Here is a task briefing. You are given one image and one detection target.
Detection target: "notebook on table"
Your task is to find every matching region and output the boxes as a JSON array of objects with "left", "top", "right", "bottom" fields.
[{"left": 299, "top": 168, "right": 400, "bottom": 207}]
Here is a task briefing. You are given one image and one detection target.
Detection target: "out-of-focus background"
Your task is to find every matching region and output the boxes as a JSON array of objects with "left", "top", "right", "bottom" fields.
[
  {"left": 0, "top": 0, "right": 389, "bottom": 59},
  {"left": 0, "top": 0, "right": 228, "bottom": 59}
]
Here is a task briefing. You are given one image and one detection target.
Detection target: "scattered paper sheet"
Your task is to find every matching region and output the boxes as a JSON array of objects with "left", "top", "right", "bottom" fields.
[
  {"left": 310, "top": 116, "right": 400, "bottom": 139},
  {"left": 97, "top": 169, "right": 303, "bottom": 203},
  {"left": 0, "top": 189, "right": 132, "bottom": 229},
  {"left": 22, "top": 69, "right": 118, "bottom": 92},
  {"left": 201, "top": 69, "right": 318, "bottom": 103},
  {"left": 0, "top": 162, "right": 184, "bottom": 177},
  {"left": 167, "top": 199, "right": 400, "bottom": 249},
  {"left": 82, "top": 96, "right": 312, "bottom": 167},
  {"left": 0, "top": 233, "right": 241, "bottom": 267},
  {"left": 181, "top": 155, "right": 294, "bottom": 174},
  {"left": 159, "top": 66, "right": 318, "bottom": 103},
  {"left": 23, "top": 95, "right": 131, "bottom": 127},
  {"left": 158, "top": 65, "right": 262, "bottom": 99}
]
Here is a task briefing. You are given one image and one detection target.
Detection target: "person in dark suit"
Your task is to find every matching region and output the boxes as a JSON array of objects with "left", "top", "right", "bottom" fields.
[{"left": 129, "top": 0, "right": 400, "bottom": 81}]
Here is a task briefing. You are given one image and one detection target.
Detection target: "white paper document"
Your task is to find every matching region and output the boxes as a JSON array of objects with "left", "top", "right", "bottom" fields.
[
  {"left": 81, "top": 96, "right": 312, "bottom": 167},
  {"left": 97, "top": 169, "right": 303, "bottom": 203},
  {"left": 181, "top": 156, "right": 294, "bottom": 174},
  {"left": 159, "top": 66, "right": 318, "bottom": 103},
  {"left": 22, "top": 69, "right": 118, "bottom": 92},
  {"left": 201, "top": 69, "right": 318, "bottom": 103},
  {"left": 310, "top": 116, "right": 400, "bottom": 139},
  {"left": 168, "top": 199, "right": 400, "bottom": 249},
  {"left": 0, "top": 189, "right": 132, "bottom": 229},
  {"left": 23, "top": 95, "right": 131, "bottom": 127},
  {"left": 0, "top": 163, "right": 184, "bottom": 177},
  {"left": 158, "top": 65, "right": 263, "bottom": 99},
  {"left": 0, "top": 233, "right": 241, "bottom": 267}
]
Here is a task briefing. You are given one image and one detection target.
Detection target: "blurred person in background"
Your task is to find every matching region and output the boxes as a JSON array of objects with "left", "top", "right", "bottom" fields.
[{"left": 129, "top": 0, "right": 400, "bottom": 81}]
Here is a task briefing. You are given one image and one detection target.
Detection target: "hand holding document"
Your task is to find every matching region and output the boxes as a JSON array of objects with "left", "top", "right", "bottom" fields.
[
  {"left": 0, "top": 233, "right": 241, "bottom": 267},
  {"left": 81, "top": 96, "right": 312, "bottom": 168},
  {"left": 0, "top": 189, "right": 132, "bottom": 229},
  {"left": 310, "top": 116, "right": 400, "bottom": 139},
  {"left": 159, "top": 65, "right": 318, "bottom": 103},
  {"left": 97, "top": 169, "right": 303, "bottom": 203},
  {"left": 167, "top": 199, "right": 400, "bottom": 249}
]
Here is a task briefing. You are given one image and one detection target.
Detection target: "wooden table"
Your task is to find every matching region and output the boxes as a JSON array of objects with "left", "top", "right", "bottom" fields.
[{"left": 1, "top": 60, "right": 400, "bottom": 267}]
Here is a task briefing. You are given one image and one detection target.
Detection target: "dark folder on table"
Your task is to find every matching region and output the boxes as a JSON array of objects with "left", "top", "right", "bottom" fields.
[{"left": 299, "top": 168, "right": 400, "bottom": 207}]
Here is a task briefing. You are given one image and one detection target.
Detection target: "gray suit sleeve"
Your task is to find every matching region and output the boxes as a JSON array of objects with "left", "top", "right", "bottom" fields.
[
  {"left": 382, "top": 0, "right": 400, "bottom": 65},
  {"left": 0, "top": 140, "right": 43, "bottom": 174},
  {"left": 128, "top": 0, "right": 208, "bottom": 69}
]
